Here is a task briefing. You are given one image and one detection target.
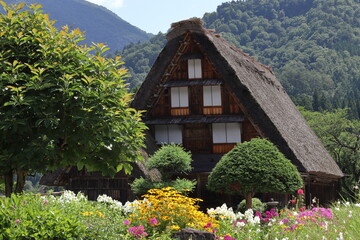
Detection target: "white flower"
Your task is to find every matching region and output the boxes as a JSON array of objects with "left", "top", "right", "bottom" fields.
[
  {"left": 58, "top": 190, "right": 87, "bottom": 204},
  {"left": 244, "top": 208, "right": 254, "bottom": 219},
  {"left": 336, "top": 232, "right": 344, "bottom": 240},
  {"left": 355, "top": 203, "right": 360, "bottom": 207},
  {"left": 207, "top": 203, "right": 236, "bottom": 222},
  {"left": 236, "top": 221, "right": 246, "bottom": 228},
  {"left": 344, "top": 201, "right": 350, "bottom": 207},
  {"left": 97, "top": 194, "right": 123, "bottom": 211}
]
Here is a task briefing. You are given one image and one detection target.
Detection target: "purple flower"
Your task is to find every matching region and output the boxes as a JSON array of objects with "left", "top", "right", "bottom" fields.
[
  {"left": 281, "top": 218, "right": 290, "bottom": 224},
  {"left": 223, "top": 235, "right": 236, "bottom": 240},
  {"left": 204, "top": 222, "right": 212, "bottom": 228},
  {"left": 149, "top": 217, "right": 158, "bottom": 226},
  {"left": 15, "top": 219, "right": 21, "bottom": 223},
  {"left": 284, "top": 224, "right": 297, "bottom": 231},
  {"left": 123, "top": 219, "right": 130, "bottom": 225},
  {"left": 128, "top": 225, "right": 148, "bottom": 238}
]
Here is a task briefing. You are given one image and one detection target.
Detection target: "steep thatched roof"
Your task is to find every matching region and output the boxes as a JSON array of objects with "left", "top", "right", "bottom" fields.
[{"left": 132, "top": 18, "right": 343, "bottom": 179}]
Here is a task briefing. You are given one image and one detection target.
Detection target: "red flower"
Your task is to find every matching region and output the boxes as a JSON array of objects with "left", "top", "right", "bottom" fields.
[
  {"left": 297, "top": 189, "right": 304, "bottom": 195},
  {"left": 290, "top": 199, "right": 296, "bottom": 204}
]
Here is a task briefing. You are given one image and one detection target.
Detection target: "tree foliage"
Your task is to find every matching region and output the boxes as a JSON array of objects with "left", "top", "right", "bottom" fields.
[
  {"left": 207, "top": 138, "right": 303, "bottom": 209},
  {"left": 0, "top": 2, "right": 146, "bottom": 196},
  {"left": 130, "top": 144, "right": 195, "bottom": 195},
  {"left": 300, "top": 107, "right": 360, "bottom": 200}
]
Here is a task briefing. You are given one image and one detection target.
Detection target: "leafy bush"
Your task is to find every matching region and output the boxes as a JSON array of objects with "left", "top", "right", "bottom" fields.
[
  {"left": 0, "top": 193, "right": 88, "bottom": 239},
  {"left": 131, "top": 144, "right": 196, "bottom": 195},
  {"left": 208, "top": 138, "right": 303, "bottom": 209},
  {"left": 146, "top": 144, "right": 192, "bottom": 179},
  {"left": 237, "top": 198, "right": 266, "bottom": 213}
]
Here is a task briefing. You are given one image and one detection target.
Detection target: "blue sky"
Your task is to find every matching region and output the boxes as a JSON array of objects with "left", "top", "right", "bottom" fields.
[{"left": 86, "top": 0, "right": 228, "bottom": 34}]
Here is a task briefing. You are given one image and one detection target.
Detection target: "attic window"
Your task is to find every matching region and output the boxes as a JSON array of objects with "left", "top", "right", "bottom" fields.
[
  {"left": 155, "top": 125, "right": 182, "bottom": 144},
  {"left": 188, "top": 59, "right": 202, "bottom": 79},
  {"left": 212, "top": 123, "right": 241, "bottom": 143},
  {"left": 203, "top": 85, "right": 222, "bottom": 106},
  {"left": 171, "top": 87, "right": 189, "bottom": 108}
]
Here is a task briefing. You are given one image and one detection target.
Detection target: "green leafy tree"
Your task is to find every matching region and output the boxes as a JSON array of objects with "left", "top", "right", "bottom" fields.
[
  {"left": 0, "top": 2, "right": 146, "bottom": 196},
  {"left": 300, "top": 108, "right": 360, "bottom": 200},
  {"left": 131, "top": 144, "right": 196, "bottom": 195},
  {"left": 207, "top": 138, "right": 303, "bottom": 209}
]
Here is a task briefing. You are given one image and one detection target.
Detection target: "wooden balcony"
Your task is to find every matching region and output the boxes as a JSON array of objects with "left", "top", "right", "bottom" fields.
[
  {"left": 213, "top": 143, "right": 236, "bottom": 154},
  {"left": 171, "top": 107, "right": 190, "bottom": 116},
  {"left": 203, "top": 106, "right": 222, "bottom": 115}
]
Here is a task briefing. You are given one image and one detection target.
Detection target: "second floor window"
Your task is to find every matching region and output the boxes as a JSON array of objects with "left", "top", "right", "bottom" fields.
[
  {"left": 212, "top": 123, "right": 241, "bottom": 143},
  {"left": 188, "top": 59, "right": 202, "bottom": 79},
  {"left": 171, "top": 87, "right": 189, "bottom": 108},
  {"left": 203, "top": 85, "right": 222, "bottom": 106},
  {"left": 155, "top": 125, "right": 182, "bottom": 144}
]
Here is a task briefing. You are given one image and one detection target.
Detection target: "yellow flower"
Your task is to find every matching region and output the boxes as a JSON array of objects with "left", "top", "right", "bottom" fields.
[{"left": 170, "top": 225, "right": 180, "bottom": 231}]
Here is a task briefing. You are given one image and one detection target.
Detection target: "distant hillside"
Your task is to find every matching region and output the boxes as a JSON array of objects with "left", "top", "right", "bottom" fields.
[
  {"left": 2, "top": 0, "right": 151, "bottom": 52},
  {"left": 118, "top": 0, "right": 360, "bottom": 118}
]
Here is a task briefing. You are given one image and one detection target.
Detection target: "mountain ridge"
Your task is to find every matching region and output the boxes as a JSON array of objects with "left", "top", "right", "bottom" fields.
[{"left": 1, "top": 0, "right": 151, "bottom": 52}]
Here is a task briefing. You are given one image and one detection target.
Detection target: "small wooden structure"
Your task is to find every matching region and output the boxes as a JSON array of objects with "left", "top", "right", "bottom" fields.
[{"left": 131, "top": 18, "right": 344, "bottom": 207}]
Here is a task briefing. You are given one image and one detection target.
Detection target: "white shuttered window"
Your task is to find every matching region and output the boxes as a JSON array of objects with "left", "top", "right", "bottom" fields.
[
  {"left": 212, "top": 123, "right": 241, "bottom": 143},
  {"left": 171, "top": 87, "right": 189, "bottom": 107},
  {"left": 155, "top": 125, "right": 182, "bottom": 144},
  {"left": 188, "top": 59, "right": 202, "bottom": 79},
  {"left": 203, "top": 86, "right": 222, "bottom": 106}
]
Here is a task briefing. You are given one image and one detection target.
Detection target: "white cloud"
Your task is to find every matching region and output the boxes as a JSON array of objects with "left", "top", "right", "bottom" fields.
[{"left": 86, "top": 0, "right": 124, "bottom": 9}]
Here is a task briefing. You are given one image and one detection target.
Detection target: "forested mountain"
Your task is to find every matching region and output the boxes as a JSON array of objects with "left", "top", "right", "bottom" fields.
[
  {"left": 118, "top": 0, "right": 360, "bottom": 119},
  {"left": 2, "top": 0, "right": 151, "bottom": 52}
]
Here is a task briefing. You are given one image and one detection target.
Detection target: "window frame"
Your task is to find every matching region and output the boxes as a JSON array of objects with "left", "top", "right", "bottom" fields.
[
  {"left": 188, "top": 59, "right": 202, "bottom": 79},
  {"left": 212, "top": 123, "right": 241, "bottom": 143}
]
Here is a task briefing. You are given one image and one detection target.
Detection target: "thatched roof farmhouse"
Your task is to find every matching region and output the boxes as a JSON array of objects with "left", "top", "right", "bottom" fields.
[{"left": 132, "top": 18, "right": 343, "bottom": 206}]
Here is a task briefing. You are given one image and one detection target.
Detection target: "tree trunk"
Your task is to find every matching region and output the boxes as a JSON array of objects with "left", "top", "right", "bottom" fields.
[
  {"left": 245, "top": 193, "right": 253, "bottom": 210},
  {"left": 15, "top": 170, "right": 27, "bottom": 194},
  {"left": 4, "top": 170, "right": 13, "bottom": 197}
]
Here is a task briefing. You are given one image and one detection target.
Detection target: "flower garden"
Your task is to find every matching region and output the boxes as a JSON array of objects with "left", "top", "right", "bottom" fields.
[{"left": 1, "top": 187, "right": 359, "bottom": 240}]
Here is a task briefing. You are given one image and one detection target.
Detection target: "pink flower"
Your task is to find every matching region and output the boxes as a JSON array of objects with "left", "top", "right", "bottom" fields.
[
  {"left": 15, "top": 219, "right": 21, "bottom": 223},
  {"left": 290, "top": 199, "right": 296, "bottom": 204},
  {"left": 204, "top": 222, "right": 212, "bottom": 228},
  {"left": 128, "top": 225, "right": 148, "bottom": 238},
  {"left": 123, "top": 220, "right": 130, "bottom": 225},
  {"left": 299, "top": 207, "right": 306, "bottom": 212},
  {"left": 149, "top": 217, "right": 158, "bottom": 226},
  {"left": 224, "top": 235, "right": 236, "bottom": 240},
  {"left": 297, "top": 189, "right": 304, "bottom": 195},
  {"left": 43, "top": 199, "right": 49, "bottom": 204}
]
